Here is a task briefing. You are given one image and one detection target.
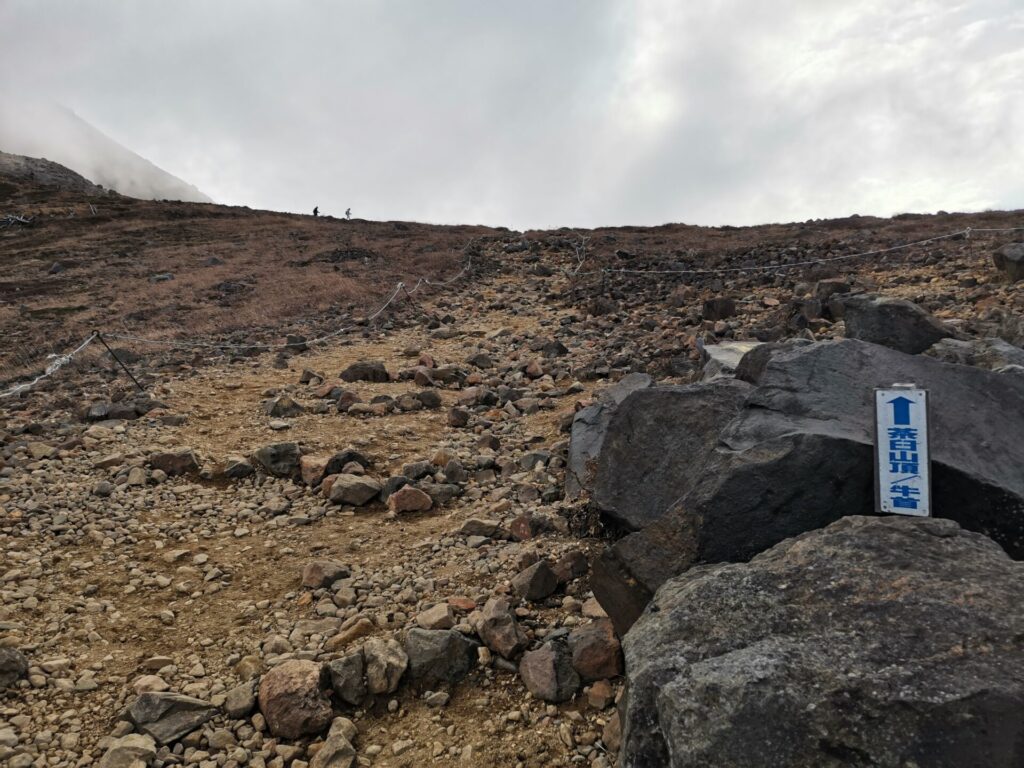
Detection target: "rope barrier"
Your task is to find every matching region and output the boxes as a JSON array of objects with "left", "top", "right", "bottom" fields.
[
  {"left": 0, "top": 333, "right": 98, "bottom": 399},
  {"left": 569, "top": 225, "right": 1024, "bottom": 279}
]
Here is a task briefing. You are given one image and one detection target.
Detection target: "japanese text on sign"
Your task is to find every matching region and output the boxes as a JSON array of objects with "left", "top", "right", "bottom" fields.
[{"left": 874, "top": 387, "right": 931, "bottom": 517}]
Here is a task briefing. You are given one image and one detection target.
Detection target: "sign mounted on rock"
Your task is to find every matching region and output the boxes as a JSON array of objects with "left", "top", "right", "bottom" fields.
[{"left": 874, "top": 385, "right": 931, "bottom": 516}]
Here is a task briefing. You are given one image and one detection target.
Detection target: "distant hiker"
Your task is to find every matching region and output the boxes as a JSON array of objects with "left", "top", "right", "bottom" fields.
[
  {"left": 345, "top": 207, "right": 351, "bottom": 220},
  {"left": 313, "top": 206, "right": 319, "bottom": 217}
]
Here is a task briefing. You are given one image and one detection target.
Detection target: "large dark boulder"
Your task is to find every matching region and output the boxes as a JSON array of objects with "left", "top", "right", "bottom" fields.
[
  {"left": 564, "top": 373, "right": 653, "bottom": 499},
  {"left": 0, "top": 648, "right": 28, "bottom": 688},
  {"left": 842, "top": 294, "right": 954, "bottom": 353},
  {"left": 340, "top": 360, "right": 390, "bottom": 382},
  {"left": 621, "top": 516, "right": 1024, "bottom": 768},
  {"left": 993, "top": 242, "right": 1024, "bottom": 282},
  {"left": 404, "top": 628, "right": 478, "bottom": 686},
  {"left": 589, "top": 378, "right": 751, "bottom": 531},
  {"left": 593, "top": 339, "right": 1024, "bottom": 635}
]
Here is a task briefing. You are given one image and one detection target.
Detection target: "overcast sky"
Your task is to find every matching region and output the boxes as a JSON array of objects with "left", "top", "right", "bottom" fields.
[{"left": 2, "top": 1, "right": 1022, "bottom": 229}]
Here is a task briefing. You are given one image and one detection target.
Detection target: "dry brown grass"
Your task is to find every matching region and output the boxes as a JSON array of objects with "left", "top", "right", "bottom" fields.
[{"left": 0, "top": 178, "right": 496, "bottom": 374}]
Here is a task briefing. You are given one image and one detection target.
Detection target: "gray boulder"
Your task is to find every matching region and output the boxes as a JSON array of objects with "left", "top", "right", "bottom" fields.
[
  {"left": 404, "top": 628, "right": 477, "bottom": 686},
  {"left": 519, "top": 639, "right": 580, "bottom": 703},
  {"left": 0, "top": 648, "right": 28, "bottom": 688},
  {"left": 993, "top": 242, "right": 1024, "bottom": 282},
  {"left": 622, "top": 515, "right": 1024, "bottom": 768},
  {"left": 252, "top": 442, "right": 301, "bottom": 477},
  {"left": 223, "top": 681, "right": 257, "bottom": 718},
  {"left": 593, "top": 339, "right": 1024, "bottom": 635},
  {"left": 476, "top": 597, "right": 529, "bottom": 659},
  {"left": 340, "top": 361, "right": 390, "bottom": 382},
  {"left": 363, "top": 636, "right": 407, "bottom": 695},
  {"left": 699, "top": 341, "right": 762, "bottom": 381},
  {"left": 511, "top": 560, "right": 559, "bottom": 602},
  {"left": 124, "top": 692, "right": 218, "bottom": 744},
  {"left": 565, "top": 373, "right": 653, "bottom": 499},
  {"left": 842, "top": 294, "right": 954, "bottom": 353},
  {"left": 327, "top": 651, "right": 366, "bottom": 706},
  {"left": 925, "top": 337, "right": 1024, "bottom": 371},
  {"left": 265, "top": 395, "right": 305, "bottom": 418},
  {"left": 147, "top": 449, "right": 200, "bottom": 476},
  {"left": 327, "top": 474, "right": 381, "bottom": 506},
  {"left": 97, "top": 734, "right": 157, "bottom": 768}
]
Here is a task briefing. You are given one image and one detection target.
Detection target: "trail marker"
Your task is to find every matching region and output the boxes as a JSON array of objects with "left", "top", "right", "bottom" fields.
[{"left": 874, "top": 385, "right": 931, "bottom": 517}]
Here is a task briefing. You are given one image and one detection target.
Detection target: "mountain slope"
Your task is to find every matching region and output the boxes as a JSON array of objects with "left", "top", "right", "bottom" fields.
[{"left": 0, "top": 101, "right": 211, "bottom": 203}]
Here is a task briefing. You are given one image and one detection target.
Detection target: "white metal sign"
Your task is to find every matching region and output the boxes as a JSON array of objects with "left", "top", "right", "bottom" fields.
[{"left": 874, "top": 386, "right": 931, "bottom": 517}]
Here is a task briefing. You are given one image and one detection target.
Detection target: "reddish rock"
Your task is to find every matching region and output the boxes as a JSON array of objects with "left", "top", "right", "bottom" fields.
[
  {"left": 510, "top": 513, "right": 540, "bottom": 541},
  {"left": 587, "top": 679, "right": 615, "bottom": 709},
  {"left": 477, "top": 598, "right": 529, "bottom": 659},
  {"left": 519, "top": 640, "right": 580, "bottom": 703},
  {"left": 552, "top": 550, "right": 589, "bottom": 584},
  {"left": 300, "top": 455, "right": 330, "bottom": 486},
  {"left": 321, "top": 474, "right": 340, "bottom": 497},
  {"left": 148, "top": 449, "right": 199, "bottom": 476},
  {"left": 335, "top": 390, "right": 361, "bottom": 412},
  {"left": 448, "top": 596, "right": 477, "bottom": 612},
  {"left": 257, "top": 660, "right": 333, "bottom": 739},
  {"left": 568, "top": 620, "right": 622, "bottom": 682},
  {"left": 416, "top": 603, "right": 455, "bottom": 630},
  {"left": 301, "top": 560, "right": 349, "bottom": 589},
  {"left": 387, "top": 486, "right": 433, "bottom": 513},
  {"left": 511, "top": 561, "right": 559, "bottom": 602},
  {"left": 448, "top": 407, "right": 470, "bottom": 428},
  {"left": 312, "top": 381, "right": 344, "bottom": 399}
]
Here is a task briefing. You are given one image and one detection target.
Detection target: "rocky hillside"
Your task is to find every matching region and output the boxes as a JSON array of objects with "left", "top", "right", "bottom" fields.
[{"left": 1, "top": 160, "right": 1023, "bottom": 768}]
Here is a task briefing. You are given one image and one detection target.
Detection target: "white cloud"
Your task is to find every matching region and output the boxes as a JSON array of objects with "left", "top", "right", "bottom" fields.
[{"left": 1, "top": 0, "right": 1020, "bottom": 228}]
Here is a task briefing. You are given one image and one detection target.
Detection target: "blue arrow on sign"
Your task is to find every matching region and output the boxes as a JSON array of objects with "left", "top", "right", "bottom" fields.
[{"left": 888, "top": 396, "right": 914, "bottom": 425}]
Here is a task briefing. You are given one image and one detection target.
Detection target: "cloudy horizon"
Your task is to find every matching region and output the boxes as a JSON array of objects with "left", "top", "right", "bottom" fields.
[{"left": 2, "top": 1, "right": 1022, "bottom": 230}]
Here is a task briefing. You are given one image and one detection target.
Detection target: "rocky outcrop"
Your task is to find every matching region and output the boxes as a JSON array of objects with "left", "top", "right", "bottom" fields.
[
  {"left": 621, "top": 516, "right": 1024, "bottom": 768},
  {"left": 593, "top": 339, "right": 1024, "bottom": 635},
  {"left": 841, "top": 294, "right": 954, "bottom": 353},
  {"left": 564, "top": 373, "right": 653, "bottom": 499}
]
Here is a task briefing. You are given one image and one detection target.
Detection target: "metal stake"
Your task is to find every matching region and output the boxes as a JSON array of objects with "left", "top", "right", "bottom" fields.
[{"left": 95, "top": 331, "right": 144, "bottom": 392}]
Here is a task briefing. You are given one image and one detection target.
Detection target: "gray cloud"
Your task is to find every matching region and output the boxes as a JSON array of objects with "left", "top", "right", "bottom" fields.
[{"left": 1, "top": 0, "right": 1021, "bottom": 228}]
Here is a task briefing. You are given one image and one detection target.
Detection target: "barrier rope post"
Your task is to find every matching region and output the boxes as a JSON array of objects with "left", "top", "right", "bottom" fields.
[{"left": 94, "top": 330, "right": 145, "bottom": 393}]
